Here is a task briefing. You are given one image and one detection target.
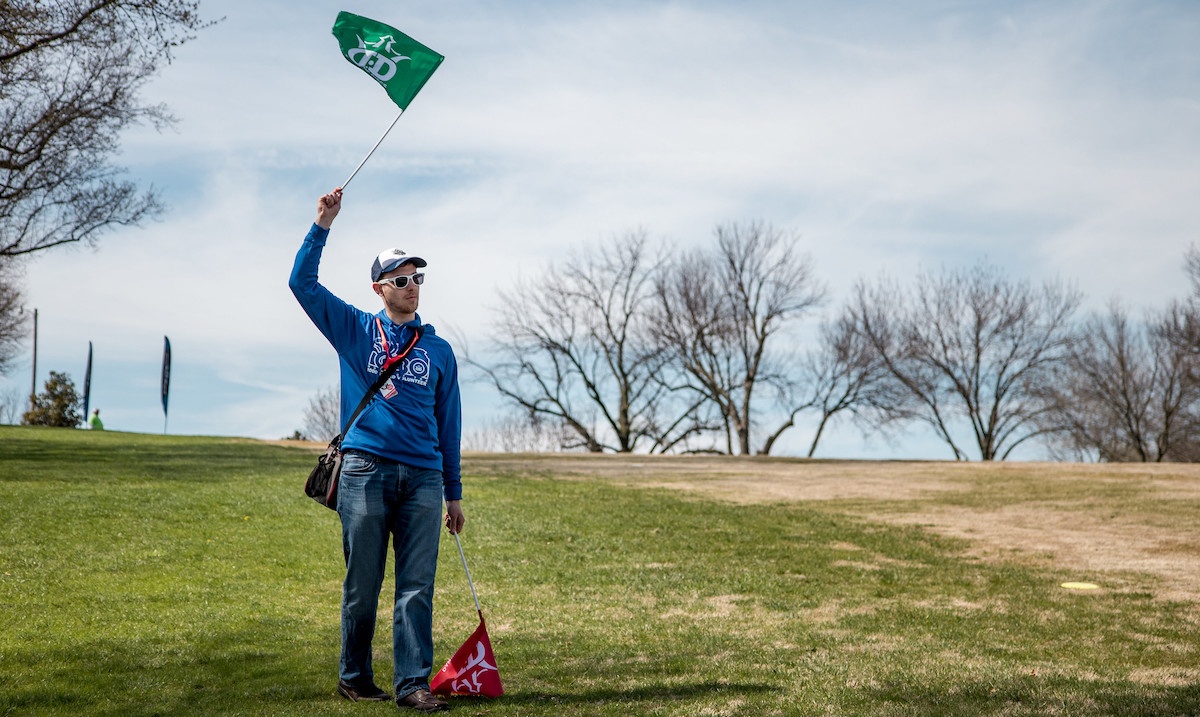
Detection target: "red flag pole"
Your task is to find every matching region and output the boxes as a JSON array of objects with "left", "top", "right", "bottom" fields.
[{"left": 342, "top": 109, "right": 405, "bottom": 190}]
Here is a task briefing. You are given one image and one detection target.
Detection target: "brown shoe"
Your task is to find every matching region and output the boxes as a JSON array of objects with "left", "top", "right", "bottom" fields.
[
  {"left": 396, "top": 688, "right": 451, "bottom": 712},
  {"left": 337, "top": 678, "right": 391, "bottom": 702}
]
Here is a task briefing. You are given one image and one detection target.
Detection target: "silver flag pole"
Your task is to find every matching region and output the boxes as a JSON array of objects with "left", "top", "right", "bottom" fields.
[
  {"left": 452, "top": 530, "right": 482, "bottom": 614},
  {"left": 341, "top": 109, "right": 404, "bottom": 189}
]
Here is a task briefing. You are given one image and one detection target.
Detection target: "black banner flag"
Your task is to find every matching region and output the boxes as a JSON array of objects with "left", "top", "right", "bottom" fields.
[
  {"left": 82, "top": 341, "right": 93, "bottom": 420},
  {"left": 161, "top": 336, "right": 171, "bottom": 433}
]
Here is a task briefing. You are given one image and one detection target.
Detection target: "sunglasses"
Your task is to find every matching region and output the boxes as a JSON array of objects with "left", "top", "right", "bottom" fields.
[{"left": 376, "top": 272, "right": 425, "bottom": 289}]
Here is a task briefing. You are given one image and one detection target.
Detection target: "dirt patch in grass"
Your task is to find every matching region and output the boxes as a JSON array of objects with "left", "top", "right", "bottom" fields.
[
  {"left": 884, "top": 502, "right": 1200, "bottom": 603},
  {"left": 467, "top": 454, "right": 1200, "bottom": 603}
]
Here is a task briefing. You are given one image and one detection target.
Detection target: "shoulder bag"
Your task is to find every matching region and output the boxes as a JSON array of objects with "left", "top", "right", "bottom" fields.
[{"left": 304, "top": 323, "right": 425, "bottom": 509}]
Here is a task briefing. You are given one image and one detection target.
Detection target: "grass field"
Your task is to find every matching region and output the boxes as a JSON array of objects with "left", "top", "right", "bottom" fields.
[{"left": 1, "top": 426, "right": 1198, "bottom": 716}]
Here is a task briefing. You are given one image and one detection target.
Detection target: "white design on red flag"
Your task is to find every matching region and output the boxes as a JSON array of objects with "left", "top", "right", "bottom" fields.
[
  {"left": 452, "top": 641, "right": 498, "bottom": 694},
  {"left": 430, "top": 618, "right": 503, "bottom": 698}
]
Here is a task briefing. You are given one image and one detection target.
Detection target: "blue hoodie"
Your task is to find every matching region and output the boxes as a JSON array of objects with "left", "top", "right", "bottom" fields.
[{"left": 289, "top": 224, "right": 462, "bottom": 501}]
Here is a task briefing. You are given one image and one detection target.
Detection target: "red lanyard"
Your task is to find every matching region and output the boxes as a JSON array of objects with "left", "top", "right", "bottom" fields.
[
  {"left": 375, "top": 317, "right": 420, "bottom": 371},
  {"left": 375, "top": 317, "right": 391, "bottom": 355}
]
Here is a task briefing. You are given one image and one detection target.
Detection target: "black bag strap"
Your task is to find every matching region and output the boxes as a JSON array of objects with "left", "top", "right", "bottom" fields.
[{"left": 337, "top": 323, "right": 425, "bottom": 440}]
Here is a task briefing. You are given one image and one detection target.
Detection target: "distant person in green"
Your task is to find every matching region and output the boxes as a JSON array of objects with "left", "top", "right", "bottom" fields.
[{"left": 87, "top": 409, "right": 104, "bottom": 430}]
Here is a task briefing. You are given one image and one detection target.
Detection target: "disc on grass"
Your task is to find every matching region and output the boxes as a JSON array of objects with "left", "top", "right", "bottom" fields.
[{"left": 1060, "top": 582, "right": 1100, "bottom": 590}]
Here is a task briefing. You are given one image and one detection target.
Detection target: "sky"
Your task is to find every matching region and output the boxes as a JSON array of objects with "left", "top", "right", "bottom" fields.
[{"left": 3, "top": 0, "right": 1199, "bottom": 459}]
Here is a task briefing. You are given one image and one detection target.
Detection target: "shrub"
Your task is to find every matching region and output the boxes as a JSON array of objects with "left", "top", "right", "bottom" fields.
[{"left": 23, "top": 370, "right": 82, "bottom": 428}]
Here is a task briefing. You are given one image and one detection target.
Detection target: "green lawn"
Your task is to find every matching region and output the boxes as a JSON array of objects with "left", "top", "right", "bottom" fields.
[{"left": 1, "top": 426, "right": 1197, "bottom": 716}]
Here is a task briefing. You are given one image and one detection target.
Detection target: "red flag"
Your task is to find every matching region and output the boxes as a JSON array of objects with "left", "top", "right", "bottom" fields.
[{"left": 430, "top": 614, "right": 503, "bottom": 698}]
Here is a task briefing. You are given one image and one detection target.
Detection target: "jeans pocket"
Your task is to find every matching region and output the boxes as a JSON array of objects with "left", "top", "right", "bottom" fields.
[
  {"left": 338, "top": 452, "right": 383, "bottom": 516},
  {"left": 341, "top": 452, "right": 377, "bottom": 475}
]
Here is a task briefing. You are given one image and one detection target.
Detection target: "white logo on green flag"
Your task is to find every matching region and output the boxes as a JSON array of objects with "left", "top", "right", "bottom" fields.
[
  {"left": 348, "top": 36, "right": 411, "bottom": 83},
  {"left": 332, "top": 11, "right": 443, "bottom": 110}
]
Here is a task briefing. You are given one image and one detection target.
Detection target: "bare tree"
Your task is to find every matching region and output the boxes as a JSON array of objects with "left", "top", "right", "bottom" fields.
[
  {"left": 652, "top": 222, "right": 826, "bottom": 455},
  {"left": 1041, "top": 303, "right": 1199, "bottom": 462},
  {"left": 0, "top": 257, "right": 25, "bottom": 374},
  {"left": 1187, "top": 246, "right": 1200, "bottom": 298},
  {"left": 1173, "top": 245, "right": 1200, "bottom": 356},
  {"left": 1, "top": 1, "right": 214, "bottom": 258},
  {"left": 789, "top": 310, "right": 899, "bottom": 457},
  {"left": 0, "top": 386, "right": 24, "bottom": 424},
  {"left": 301, "top": 385, "right": 340, "bottom": 443},
  {"left": 848, "top": 262, "right": 1080, "bottom": 460},
  {"left": 461, "top": 411, "right": 578, "bottom": 453},
  {"left": 1156, "top": 303, "right": 1200, "bottom": 462},
  {"left": 466, "top": 232, "right": 708, "bottom": 453},
  {"left": 1149, "top": 247, "right": 1200, "bottom": 460}
]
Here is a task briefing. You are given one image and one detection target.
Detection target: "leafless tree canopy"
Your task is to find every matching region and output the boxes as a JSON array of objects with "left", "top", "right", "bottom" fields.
[
  {"left": 464, "top": 232, "right": 709, "bottom": 453},
  {"left": 1186, "top": 247, "right": 1200, "bottom": 299},
  {"left": 652, "top": 222, "right": 825, "bottom": 455},
  {"left": 1, "top": 0, "right": 214, "bottom": 257},
  {"left": 795, "top": 310, "right": 900, "bottom": 457},
  {"left": 0, "top": 386, "right": 24, "bottom": 424},
  {"left": 1174, "top": 245, "right": 1200, "bottom": 356},
  {"left": 461, "top": 412, "right": 578, "bottom": 453},
  {"left": 848, "top": 262, "right": 1080, "bottom": 460},
  {"left": 457, "top": 235, "right": 1198, "bottom": 461},
  {"left": 301, "top": 385, "right": 340, "bottom": 443},
  {"left": 1040, "top": 303, "right": 1200, "bottom": 462},
  {"left": 0, "top": 258, "right": 26, "bottom": 374}
]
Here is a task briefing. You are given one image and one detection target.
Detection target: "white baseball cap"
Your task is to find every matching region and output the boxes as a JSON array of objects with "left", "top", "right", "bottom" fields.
[{"left": 371, "top": 248, "right": 427, "bottom": 281}]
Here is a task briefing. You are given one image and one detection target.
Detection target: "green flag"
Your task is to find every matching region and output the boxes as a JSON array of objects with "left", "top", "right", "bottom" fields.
[{"left": 331, "top": 11, "right": 443, "bottom": 110}]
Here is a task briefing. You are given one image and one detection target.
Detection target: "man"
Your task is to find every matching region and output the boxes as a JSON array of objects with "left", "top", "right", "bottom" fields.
[
  {"left": 87, "top": 408, "right": 104, "bottom": 430},
  {"left": 289, "top": 188, "right": 465, "bottom": 713}
]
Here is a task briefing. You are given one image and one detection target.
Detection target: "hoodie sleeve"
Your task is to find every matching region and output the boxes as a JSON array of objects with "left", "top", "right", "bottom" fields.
[
  {"left": 289, "top": 224, "right": 362, "bottom": 353},
  {"left": 434, "top": 346, "right": 463, "bottom": 501}
]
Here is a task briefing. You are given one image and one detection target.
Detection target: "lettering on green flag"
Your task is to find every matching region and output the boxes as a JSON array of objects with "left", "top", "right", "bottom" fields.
[{"left": 331, "top": 11, "right": 444, "bottom": 110}]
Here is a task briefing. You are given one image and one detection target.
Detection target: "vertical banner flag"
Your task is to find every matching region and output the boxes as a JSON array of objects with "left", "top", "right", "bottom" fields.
[
  {"left": 82, "top": 341, "right": 93, "bottom": 420},
  {"left": 430, "top": 613, "right": 504, "bottom": 698},
  {"left": 161, "top": 336, "right": 171, "bottom": 433},
  {"left": 331, "top": 11, "right": 444, "bottom": 110}
]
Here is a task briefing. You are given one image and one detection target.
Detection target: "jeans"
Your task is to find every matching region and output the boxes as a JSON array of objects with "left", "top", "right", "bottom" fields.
[{"left": 337, "top": 450, "right": 444, "bottom": 698}]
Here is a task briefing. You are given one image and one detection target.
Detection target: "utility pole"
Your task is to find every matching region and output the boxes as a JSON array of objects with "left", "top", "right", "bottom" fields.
[{"left": 29, "top": 308, "right": 38, "bottom": 410}]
